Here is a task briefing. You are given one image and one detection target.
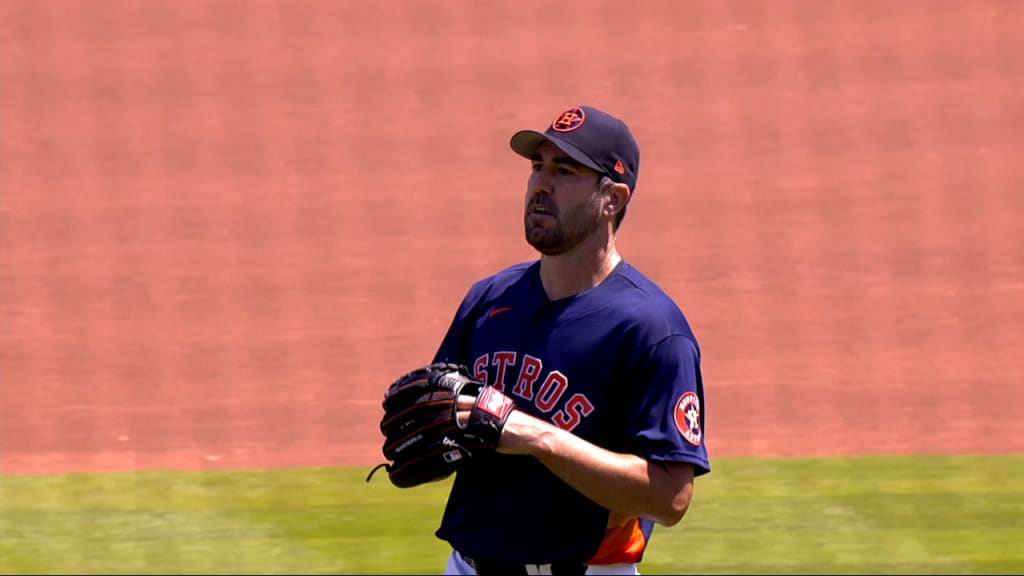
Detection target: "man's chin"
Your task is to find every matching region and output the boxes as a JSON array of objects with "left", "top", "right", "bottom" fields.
[
  {"left": 525, "top": 229, "right": 553, "bottom": 252},
  {"left": 525, "top": 235, "right": 567, "bottom": 256}
]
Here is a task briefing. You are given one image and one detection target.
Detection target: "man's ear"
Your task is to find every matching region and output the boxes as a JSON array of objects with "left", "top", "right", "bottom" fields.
[{"left": 606, "top": 182, "right": 632, "bottom": 216}]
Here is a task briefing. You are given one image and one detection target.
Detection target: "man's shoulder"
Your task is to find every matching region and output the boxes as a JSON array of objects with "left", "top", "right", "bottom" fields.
[
  {"left": 469, "top": 260, "right": 538, "bottom": 292},
  {"left": 614, "top": 262, "right": 681, "bottom": 308},
  {"left": 613, "top": 261, "right": 698, "bottom": 341}
]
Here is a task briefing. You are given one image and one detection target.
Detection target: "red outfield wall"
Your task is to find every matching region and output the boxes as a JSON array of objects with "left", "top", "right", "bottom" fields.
[{"left": 1, "top": 0, "right": 1022, "bottom": 474}]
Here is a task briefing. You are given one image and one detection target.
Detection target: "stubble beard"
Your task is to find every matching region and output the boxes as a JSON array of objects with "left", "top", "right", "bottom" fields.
[{"left": 524, "top": 193, "right": 604, "bottom": 256}]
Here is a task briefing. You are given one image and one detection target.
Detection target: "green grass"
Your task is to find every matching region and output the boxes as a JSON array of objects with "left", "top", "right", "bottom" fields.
[{"left": 1, "top": 454, "right": 1021, "bottom": 574}]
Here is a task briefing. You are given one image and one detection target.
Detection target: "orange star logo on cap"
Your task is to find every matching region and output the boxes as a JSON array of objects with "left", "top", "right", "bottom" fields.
[{"left": 551, "top": 106, "right": 586, "bottom": 132}]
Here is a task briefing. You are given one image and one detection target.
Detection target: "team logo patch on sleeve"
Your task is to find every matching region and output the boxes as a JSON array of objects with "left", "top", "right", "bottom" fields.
[{"left": 674, "top": 392, "right": 702, "bottom": 446}]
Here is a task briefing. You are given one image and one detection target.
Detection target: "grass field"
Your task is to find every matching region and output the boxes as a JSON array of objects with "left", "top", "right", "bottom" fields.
[{"left": 1, "top": 454, "right": 1021, "bottom": 574}]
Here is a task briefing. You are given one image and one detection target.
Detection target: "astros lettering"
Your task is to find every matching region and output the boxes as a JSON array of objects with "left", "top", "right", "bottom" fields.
[{"left": 472, "top": 351, "right": 595, "bottom": 431}]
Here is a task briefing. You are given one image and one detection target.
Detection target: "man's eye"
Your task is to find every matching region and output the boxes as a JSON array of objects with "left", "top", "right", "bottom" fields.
[
  {"left": 531, "top": 163, "right": 543, "bottom": 172},
  {"left": 558, "top": 167, "right": 574, "bottom": 176}
]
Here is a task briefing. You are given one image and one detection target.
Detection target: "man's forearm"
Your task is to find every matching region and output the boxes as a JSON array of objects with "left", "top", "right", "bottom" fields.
[{"left": 499, "top": 411, "right": 694, "bottom": 526}]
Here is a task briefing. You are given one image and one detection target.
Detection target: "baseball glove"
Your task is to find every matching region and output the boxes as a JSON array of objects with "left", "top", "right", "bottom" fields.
[{"left": 366, "top": 362, "right": 518, "bottom": 488}]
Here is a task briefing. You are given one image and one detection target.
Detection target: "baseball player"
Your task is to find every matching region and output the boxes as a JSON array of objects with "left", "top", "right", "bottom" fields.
[{"left": 433, "top": 105, "right": 711, "bottom": 575}]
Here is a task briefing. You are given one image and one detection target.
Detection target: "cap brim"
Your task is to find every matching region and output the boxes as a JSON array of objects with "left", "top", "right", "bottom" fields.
[{"left": 509, "top": 130, "right": 604, "bottom": 173}]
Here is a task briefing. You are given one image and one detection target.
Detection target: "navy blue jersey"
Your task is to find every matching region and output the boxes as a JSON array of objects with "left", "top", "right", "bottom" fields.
[{"left": 431, "top": 259, "right": 710, "bottom": 564}]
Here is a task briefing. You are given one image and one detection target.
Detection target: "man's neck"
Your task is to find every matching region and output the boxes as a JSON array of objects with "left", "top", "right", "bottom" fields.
[{"left": 538, "top": 235, "right": 622, "bottom": 302}]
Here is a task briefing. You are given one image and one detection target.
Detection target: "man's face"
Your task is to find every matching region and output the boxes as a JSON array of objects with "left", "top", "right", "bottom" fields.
[{"left": 524, "top": 141, "right": 604, "bottom": 256}]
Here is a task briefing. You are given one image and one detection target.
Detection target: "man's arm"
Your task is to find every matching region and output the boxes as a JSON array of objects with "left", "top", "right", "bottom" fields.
[{"left": 458, "top": 400, "right": 695, "bottom": 526}]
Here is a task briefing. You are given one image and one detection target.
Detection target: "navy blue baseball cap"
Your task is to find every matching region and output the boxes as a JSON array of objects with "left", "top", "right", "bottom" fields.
[{"left": 510, "top": 105, "right": 640, "bottom": 192}]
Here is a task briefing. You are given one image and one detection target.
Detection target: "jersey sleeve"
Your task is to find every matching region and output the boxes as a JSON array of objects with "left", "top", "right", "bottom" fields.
[
  {"left": 621, "top": 334, "right": 711, "bottom": 476},
  {"left": 431, "top": 283, "right": 484, "bottom": 366}
]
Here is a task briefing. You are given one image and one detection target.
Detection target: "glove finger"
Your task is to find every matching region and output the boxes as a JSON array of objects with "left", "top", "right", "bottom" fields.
[
  {"left": 385, "top": 362, "right": 466, "bottom": 399},
  {"left": 383, "top": 371, "right": 432, "bottom": 403},
  {"left": 383, "top": 386, "right": 457, "bottom": 415},
  {"left": 382, "top": 414, "right": 460, "bottom": 460},
  {"left": 387, "top": 442, "right": 470, "bottom": 488},
  {"left": 381, "top": 388, "right": 459, "bottom": 429}
]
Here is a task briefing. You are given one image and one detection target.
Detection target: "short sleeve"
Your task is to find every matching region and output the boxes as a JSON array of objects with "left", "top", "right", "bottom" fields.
[
  {"left": 432, "top": 284, "right": 483, "bottom": 366},
  {"left": 621, "top": 334, "right": 710, "bottom": 476}
]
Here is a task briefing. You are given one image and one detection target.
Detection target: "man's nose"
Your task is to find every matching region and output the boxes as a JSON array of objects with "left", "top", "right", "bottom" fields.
[{"left": 528, "top": 170, "right": 554, "bottom": 196}]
